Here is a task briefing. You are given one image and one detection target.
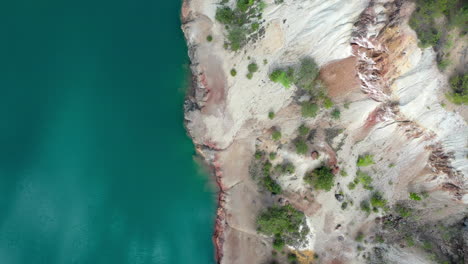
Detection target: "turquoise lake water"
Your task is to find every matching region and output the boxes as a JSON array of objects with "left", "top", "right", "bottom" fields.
[{"left": 0, "top": 0, "right": 215, "bottom": 263}]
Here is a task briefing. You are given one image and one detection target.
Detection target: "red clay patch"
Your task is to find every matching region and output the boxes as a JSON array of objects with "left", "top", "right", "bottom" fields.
[{"left": 319, "top": 56, "right": 361, "bottom": 99}]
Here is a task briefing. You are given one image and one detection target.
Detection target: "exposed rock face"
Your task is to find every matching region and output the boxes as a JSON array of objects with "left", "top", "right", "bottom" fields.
[{"left": 182, "top": 0, "right": 467, "bottom": 263}]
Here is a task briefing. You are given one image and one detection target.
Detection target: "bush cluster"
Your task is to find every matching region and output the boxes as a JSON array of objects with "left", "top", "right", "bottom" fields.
[
  {"left": 446, "top": 73, "right": 467, "bottom": 105},
  {"left": 215, "top": 0, "right": 264, "bottom": 51},
  {"left": 304, "top": 166, "right": 335, "bottom": 191},
  {"left": 357, "top": 154, "right": 375, "bottom": 167},
  {"left": 256, "top": 205, "right": 308, "bottom": 247}
]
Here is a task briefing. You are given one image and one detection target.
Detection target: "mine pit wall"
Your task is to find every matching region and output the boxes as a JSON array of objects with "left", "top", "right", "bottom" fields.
[
  {"left": 351, "top": 0, "right": 467, "bottom": 204},
  {"left": 181, "top": 0, "right": 468, "bottom": 263}
]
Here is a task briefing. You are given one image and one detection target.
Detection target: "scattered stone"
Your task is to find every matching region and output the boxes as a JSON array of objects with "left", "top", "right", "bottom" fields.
[{"left": 335, "top": 193, "right": 344, "bottom": 202}]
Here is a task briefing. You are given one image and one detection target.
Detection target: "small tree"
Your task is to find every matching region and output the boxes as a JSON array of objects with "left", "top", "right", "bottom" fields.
[
  {"left": 272, "top": 129, "right": 282, "bottom": 141},
  {"left": 298, "top": 124, "right": 310, "bottom": 136},
  {"left": 269, "top": 69, "right": 293, "bottom": 88},
  {"left": 262, "top": 175, "right": 282, "bottom": 194},
  {"left": 248, "top": 62, "right": 259, "bottom": 73},
  {"left": 304, "top": 166, "right": 335, "bottom": 191},
  {"left": 295, "top": 139, "right": 308, "bottom": 155},
  {"left": 323, "top": 97, "right": 333, "bottom": 109},
  {"left": 284, "top": 162, "right": 295, "bottom": 174},
  {"left": 370, "top": 192, "right": 387, "bottom": 208},
  {"left": 409, "top": 192, "right": 422, "bottom": 201},
  {"left": 331, "top": 108, "right": 340, "bottom": 119},
  {"left": 230, "top": 68, "right": 237, "bottom": 76},
  {"left": 301, "top": 102, "right": 318, "bottom": 118},
  {"left": 357, "top": 154, "right": 375, "bottom": 167},
  {"left": 268, "top": 111, "right": 275, "bottom": 119}
]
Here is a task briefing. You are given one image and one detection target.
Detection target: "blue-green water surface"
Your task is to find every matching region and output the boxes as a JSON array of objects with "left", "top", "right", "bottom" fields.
[{"left": 0, "top": 0, "right": 215, "bottom": 263}]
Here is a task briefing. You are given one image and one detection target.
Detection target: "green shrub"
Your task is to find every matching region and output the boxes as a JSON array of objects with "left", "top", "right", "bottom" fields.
[
  {"left": 395, "top": 204, "right": 412, "bottom": 218},
  {"left": 246, "top": 72, "right": 253, "bottom": 79},
  {"left": 340, "top": 170, "right": 348, "bottom": 177},
  {"left": 263, "top": 161, "right": 272, "bottom": 175},
  {"left": 370, "top": 192, "right": 387, "bottom": 208},
  {"left": 284, "top": 162, "right": 295, "bottom": 174},
  {"left": 304, "top": 166, "right": 335, "bottom": 191},
  {"left": 341, "top": 202, "right": 348, "bottom": 210},
  {"left": 294, "top": 57, "right": 319, "bottom": 91},
  {"left": 287, "top": 253, "right": 297, "bottom": 261},
  {"left": 356, "top": 170, "right": 373, "bottom": 189},
  {"left": 230, "top": 68, "right": 237, "bottom": 76},
  {"left": 409, "top": 192, "right": 422, "bottom": 201},
  {"left": 215, "top": 7, "right": 235, "bottom": 24},
  {"left": 269, "top": 152, "right": 277, "bottom": 160},
  {"left": 227, "top": 26, "right": 248, "bottom": 51},
  {"left": 405, "top": 235, "right": 415, "bottom": 247},
  {"left": 294, "top": 139, "right": 308, "bottom": 155},
  {"left": 255, "top": 150, "right": 263, "bottom": 160},
  {"left": 272, "top": 129, "right": 282, "bottom": 141},
  {"left": 237, "top": 0, "right": 256, "bottom": 12},
  {"left": 256, "top": 204, "right": 306, "bottom": 236},
  {"left": 270, "top": 69, "right": 293, "bottom": 88},
  {"left": 251, "top": 22, "right": 260, "bottom": 31},
  {"left": 263, "top": 59, "right": 268, "bottom": 64},
  {"left": 331, "top": 108, "right": 340, "bottom": 119},
  {"left": 298, "top": 124, "right": 310, "bottom": 136},
  {"left": 263, "top": 175, "right": 282, "bottom": 194},
  {"left": 355, "top": 232, "right": 364, "bottom": 242},
  {"left": 248, "top": 62, "right": 259, "bottom": 73},
  {"left": 323, "top": 97, "right": 333, "bottom": 109},
  {"left": 357, "top": 154, "right": 375, "bottom": 167},
  {"left": 301, "top": 102, "right": 319, "bottom": 118},
  {"left": 344, "top": 101, "right": 350, "bottom": 109},
  {"left": 273, "top": 236, "right": 285, "bottom": 251},
  {"left": 446, "top": 73, "right": 468, "bottom": 105},
  {"left": 348, "top": 182, "right": 356, "bottom": 190},
  {"left": 207, "top": 35, "right": 213, "bottom": 42},
  {"left": 375, "top": 235, "right": 384, "bottom": 243},
  {"left": 360, "top": 200, "right": 371, "bottom": 214},
  {"left": 268, "top": 111, "right": 275, "bottom": 119}
]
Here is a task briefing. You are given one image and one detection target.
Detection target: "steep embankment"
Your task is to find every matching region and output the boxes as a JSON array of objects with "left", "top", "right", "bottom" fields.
[{"left": 182, "top": 0, "right": 467, "bottom": 263}]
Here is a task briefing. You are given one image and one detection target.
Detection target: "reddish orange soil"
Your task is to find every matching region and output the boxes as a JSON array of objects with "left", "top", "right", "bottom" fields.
[{"left": 319, "top": 56, "right": 361, "bottom": 99}]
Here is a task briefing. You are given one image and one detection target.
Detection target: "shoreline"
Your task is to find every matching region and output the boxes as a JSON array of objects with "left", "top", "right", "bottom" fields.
[{"left": 180, "top": 3, "right": 226, "bottom": 262}]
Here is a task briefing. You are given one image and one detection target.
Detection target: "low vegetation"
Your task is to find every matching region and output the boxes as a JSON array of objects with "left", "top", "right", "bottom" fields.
[
  {"left": 357, "top": 154, "right": 375, "bottom": 167},
  {"left": 355, "top": 232, "right": 365, "bottom": 242},
  {"left": 263, "top": 175, "right": 282, "bottom": 194},
  {"left": 357, "top": 170, "right": 373, "bottom": 190},
  {"left": 269, "top": 152, "right": 277, "bottom": 160},
  {"left": 268, "top": 111, "right": 275, "bottom": 119},
  {"left": 301, "top": 102, "right": 319, "bottom": 118},
  {"left": 409, "top": 192, "right": 422, "bottom": 201},
  {"left": 370, "top": 192, "right": 387, "bottom": 209},
  {"left": 298, "top": 124, "right": 310, "bottom": 136},
  {"left": 331, "top": 108, "right": 340, "bottom": 119},
  {"left": 215, "top": 0, "right": 265, "bottom": 51},
  {"left": 294, "top": 139, "right": 308, "bottom": 155},
  {"left": 409, "top": 0, "right": 467, "bottom": 69},
  {"left": 360, "top": 200, "right": 371, "bottom": 214},
  {"left": 257, "top": 205, "right": 308, "bottom": 246},
  {"left": 269, "top": 57, "right": 320, "bottom": 91},
  {"left": 304, "top": 166, "right": 335, "bottom": 191},
  {"left": 230, "top": 68, "right": 237, "bottom": 77},
  {"left": 247, "top": 62, "right": 259, "bottom": 79},
  {"left": 272, "top": 129, "right": 282, "bottom": 141},
  {"left": 269, "top": 68, "right": 294, "bottom": 88},
  {"left": 446, "top": 73, "right": 467, "bottom": 105}
]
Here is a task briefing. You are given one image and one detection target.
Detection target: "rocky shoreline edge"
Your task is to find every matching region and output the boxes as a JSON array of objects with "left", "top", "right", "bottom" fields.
[{"left": 180, "top": 1, "right": 226, "bottom": 263}]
